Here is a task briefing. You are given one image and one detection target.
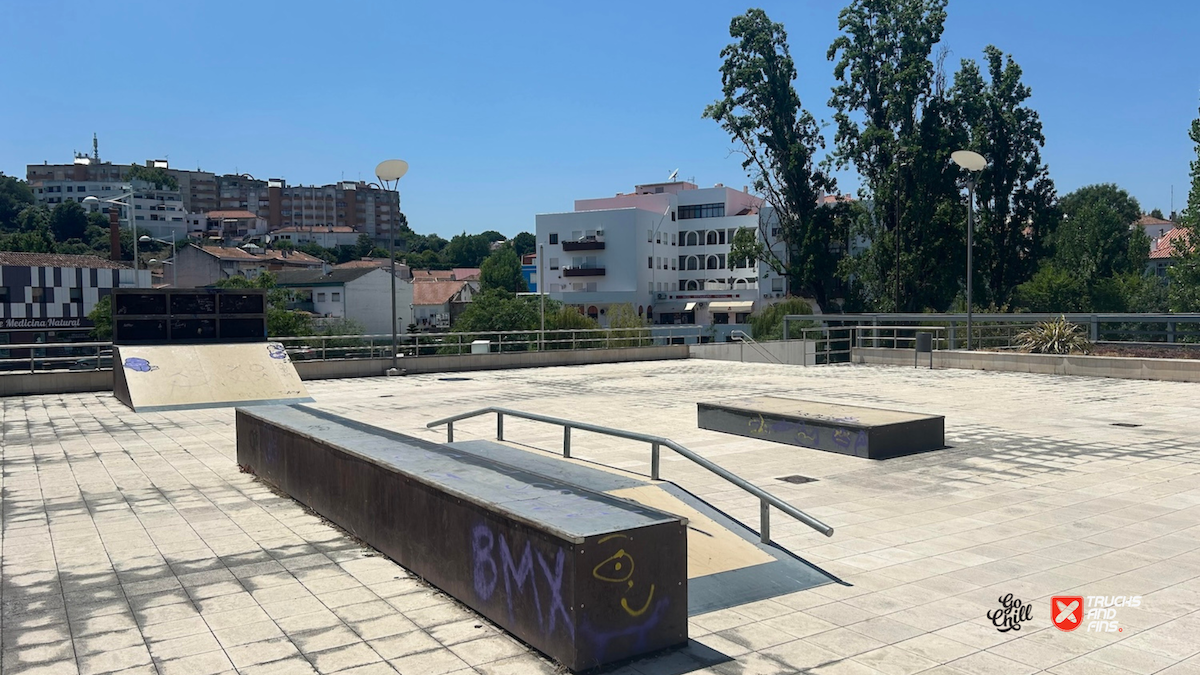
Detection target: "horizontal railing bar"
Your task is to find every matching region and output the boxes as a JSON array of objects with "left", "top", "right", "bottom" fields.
[{"left": 425, "top": 406, "right": 834, "bottom": 538}]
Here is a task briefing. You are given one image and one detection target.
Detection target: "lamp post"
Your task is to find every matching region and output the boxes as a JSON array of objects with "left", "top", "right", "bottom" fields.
[
  {"left": 83, "top": 193, "right": 135, "bottom": 269},
  {"left": 951, "top": 150, "right": 987, "bottom": 350},
  {"left": 375, "top": 159, "right": 409, "bottom": 372},
  {"left": 140, "top": 235, "right": 177, "bottom": 287}
]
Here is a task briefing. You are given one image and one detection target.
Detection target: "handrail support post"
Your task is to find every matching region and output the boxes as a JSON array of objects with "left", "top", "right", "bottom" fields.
[
  {"left": 563, "top": 426, "right": 571, "bottom": 458},
  {"left": 760, "top": 499, "right": 771, "bottom": 543},
  {"left": 447, "top": 421, "right": 454, "bottom": 443},
  {"left": 651, "top": 442, "right": 661, "bottom": 480},
  {"left": 496, "top": 413, "right": 504, "bottom": 441}
]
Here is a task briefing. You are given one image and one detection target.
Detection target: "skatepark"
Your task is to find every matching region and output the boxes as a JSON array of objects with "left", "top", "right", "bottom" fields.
[{"left": 4, "top": 352, "right": 1200, "bottom": 674}]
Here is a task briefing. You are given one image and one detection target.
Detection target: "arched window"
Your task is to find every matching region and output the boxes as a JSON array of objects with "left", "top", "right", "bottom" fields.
[
  {"left": 706, "top": 231, "right": 718, "bottom": 245},
  {"left": 686, "top": 280, "right": 700, "bottom": 291},
  {"left": 706, "top": 255, "right": 719, "bottom": 270},
  {"left": 686, "top": 256, "right": 699, "bottom": 271},
  {"left": 685, "top": 231, "right": 699, "bottom": 247},
  {"left": 647, "top": 305, "right": 653, "bottom": 321},
  {"left": 638, "top": 305, "right": 644, "bottom": 315},
  {"left": 734, "top": 278, "right": 749, "bottom": 289},
  {"left": 587, "top": 305, "right": 599, "bottom": 318}
]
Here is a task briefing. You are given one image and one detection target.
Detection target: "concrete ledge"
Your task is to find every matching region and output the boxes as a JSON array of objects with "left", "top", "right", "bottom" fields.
[
  {"left": 852, "top": 347, "right": 1200, "bottom": 383},
  {"left": 0, "top": 370, "right": 113, "bottom": 396}
]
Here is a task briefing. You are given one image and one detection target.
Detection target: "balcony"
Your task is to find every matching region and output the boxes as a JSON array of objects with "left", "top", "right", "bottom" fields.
[
  {"left": 562, "top": 237, "right": 605, "bottom": 251},
  {"left": 562, "top": 266, "right": 606, "bottom": 277}
]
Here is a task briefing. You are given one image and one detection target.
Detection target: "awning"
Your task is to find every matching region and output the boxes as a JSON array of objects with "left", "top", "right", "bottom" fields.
[
  {"left": 709, "top": 301, "right": 754, "bottom": 312},
  {"left": 684, "top": 302, "right": 697, "bottom": 311}
]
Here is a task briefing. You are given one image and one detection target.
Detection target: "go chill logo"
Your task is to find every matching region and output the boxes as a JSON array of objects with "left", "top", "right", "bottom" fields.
[{"left": 1052, "top": 595, "right": 1141, "bottom": 632}]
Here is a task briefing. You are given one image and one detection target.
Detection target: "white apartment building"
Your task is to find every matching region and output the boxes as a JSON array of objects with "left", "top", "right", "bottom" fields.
[
  {"left": 32, "top": 169, "right": 196, "bottom": 242},
  {"left": 535, "top": 180, "right": 788, "bottom": 326}
]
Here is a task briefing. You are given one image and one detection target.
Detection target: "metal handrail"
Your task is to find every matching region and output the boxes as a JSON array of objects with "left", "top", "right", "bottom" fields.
[
  {"left": 425, "top": 406, "right": 834, "bottom": 541},
  {"left": 729, "top": 329, "right": 783, "bottom": 364}
]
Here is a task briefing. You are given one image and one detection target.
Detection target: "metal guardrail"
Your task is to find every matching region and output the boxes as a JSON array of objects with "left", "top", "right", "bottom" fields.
[
  {"left": 425, "top": 406, "right": 835, "bottom": 541},
  {"left": 729, "top": 329, "right": 783, "bottom": 364},
  {"left": 0, "top": 341, "right": 113, "bottom": 374}
]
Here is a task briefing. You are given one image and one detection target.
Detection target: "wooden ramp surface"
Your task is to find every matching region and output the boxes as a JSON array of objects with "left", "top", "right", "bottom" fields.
[{"left": 114, "top": 343, "right": 312, "bottom": 412}]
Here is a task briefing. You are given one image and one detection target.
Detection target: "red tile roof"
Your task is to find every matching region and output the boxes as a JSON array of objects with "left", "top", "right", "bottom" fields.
[
  {"left": 0, "top": 252, "right": 132, "bottom": 269},
  {"left": 1137, "top": 215, "right": 1175, "bottom": 228},
  {"left": 1149, "top": 228, "right": 1194, "bottom": 260},
  {"left": 196, "top": 245, "right": 260, "bottom": 260},
  {"left": 413, "top": 280, "right": 468, "bottom": 306}
]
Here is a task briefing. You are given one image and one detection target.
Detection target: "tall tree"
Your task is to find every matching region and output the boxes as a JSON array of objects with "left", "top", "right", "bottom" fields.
[
  {"left": 511, "top": 231, "right": 536, "bottom": 257},
  {"left": 1051, "top": 184, "right": 1145, "bottom": 283},
  {"left": 704, "top": 9, "right": 837, "bottom": 309},
  {"left": 1169, "top": 101, "right": 1200, "bottom": 311},
  {"left": 50, "top": 201, "right": 90, "bottom": 241},
  {"left": 0, "top": 174, "right": 35, "bottom": 231},
  {"left": 951, "top": 46, "right": 1057, "bottom": 306},
  {"left": 444, "top": 232, "right": 491, "bottom": 268},
  {"left": 480, "top": 246, "right": 527, "bottom": 293},
  {"left": 827, "top": 0, "right": 966, "bottom": 311}
]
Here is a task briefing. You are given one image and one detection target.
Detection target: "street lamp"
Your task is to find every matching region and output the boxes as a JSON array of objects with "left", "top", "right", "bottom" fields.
[
  {"left": 141, "top": 235, "right": 178, "bottom": 287},
  {"left": 951, "top": 150, "right": 987, "bottom": 350},
  {"left": 375, "top": 159, "right": 409, "bottom": 373},
  {"left": 83, "top": 193, "right": 136, "bottom": 269}
]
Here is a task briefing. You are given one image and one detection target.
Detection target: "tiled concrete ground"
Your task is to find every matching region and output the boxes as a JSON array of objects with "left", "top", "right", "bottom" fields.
[{"left": 3, "top": 360, "right": 1200, "bottom": 675}]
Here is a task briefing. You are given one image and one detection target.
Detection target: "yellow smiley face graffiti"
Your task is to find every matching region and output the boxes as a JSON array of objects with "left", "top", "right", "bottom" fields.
[{"left": 592, "top": 534, "right": 656, "bottom": 617}]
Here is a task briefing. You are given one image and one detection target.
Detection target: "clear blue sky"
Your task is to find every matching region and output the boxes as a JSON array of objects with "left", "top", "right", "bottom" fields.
[{"left": 2, "top": 1, "right": 1197, "bottom": 238}]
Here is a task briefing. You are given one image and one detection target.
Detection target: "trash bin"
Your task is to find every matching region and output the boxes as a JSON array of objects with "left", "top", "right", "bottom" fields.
[{"left": 915, "top": 332, "right": 933, "bottom": 369}]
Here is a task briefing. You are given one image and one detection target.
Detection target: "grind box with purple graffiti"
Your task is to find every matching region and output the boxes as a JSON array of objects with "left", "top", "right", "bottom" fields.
[
  {"left": 698, "top": 396, "right": 944, "bottom": 459},
  {"left": 236, "top": 405, "right": 689, "bottom": 671}
]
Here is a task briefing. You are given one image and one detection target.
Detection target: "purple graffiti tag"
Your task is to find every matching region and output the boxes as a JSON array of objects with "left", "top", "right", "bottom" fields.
[
  {"left": 471, "top": 524, "right": 498, "bottom": 601},
  {"left": 123, "top": 357, "right": 156, "bottom": 372},
  {"left": 853, "top": 430, "right": 869, "bottom": 456},
  {"left": 580, "top": 597, "right": 670, "bottom": 663},
  {"left": 499, "top": 534, "right": 542, "bottom": 630},
  {"left": 267, "top": 343, "right": 288, "bottom": 360},
  {"left": 536, "top": 548, "right": 573, "bottom": 637}
]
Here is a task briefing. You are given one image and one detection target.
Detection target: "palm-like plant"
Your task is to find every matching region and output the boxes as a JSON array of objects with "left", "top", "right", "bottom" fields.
[{"left": 1016, "top": 316, "right": 1093, "bottom": 355}]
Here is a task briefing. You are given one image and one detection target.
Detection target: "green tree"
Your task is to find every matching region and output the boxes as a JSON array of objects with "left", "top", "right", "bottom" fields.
[
  {"left": 747, "top": 298, "right": 813, "bottom": 341},
  {"left": 0, "top": 174, "right": 35, "bottom": 231},
  {"left": 0, "top": 207, "right": 55, "bottom": 252},
  {"left": 828, "top": 0, "right": 966, "bottom": 312},
  {"left": 1051, "top": 184, "right": 1145, "bottom": 283},
  {"left": 126, "top": 165, "right": 179, "bottom": 190},
  {"left": 215, "top": 272, "right": 313, "bottom": 337},
  {"left": 705, "top": 9, "right": 837, "bottom": 310},
  {"left": 451, "top": 290, "right": 540, "bottom": 333},
  {"left": 444, "top": 232, "right": 491, "bottom": 267},
  {"left": 479, "top": 230, "right": 506, "bottom": 243},
  {"left": 1014, "top": 266, "right": 1089, "bottom": 312},
  {"left": 951, "top": 46, "right": 1058, "bottom": 306},
  {"left": 606, "top": 303, "right": 650, "bottom": 347},
  {"left": 50, "top": 201, "right": 90, "bottom": 241},
  {"left": 512, "top": 231, "right": 536, "bottom": 256},
  {"left": 1150, "top": 208, "right": 1166, "bottom": 220},
  {"left": 480, "top": 246, "right": 526, "bottom": 293},
  {"left": 1169, "top": 101, "right": 1200, "bottom": 312},
  {"left": 88, "top": 295, "right": 113, "bottom": 340}
]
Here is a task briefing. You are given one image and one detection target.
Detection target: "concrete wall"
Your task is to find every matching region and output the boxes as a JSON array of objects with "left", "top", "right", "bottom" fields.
[
  {"left": 1, "top": 346, "right": 690, "bottom": 395},
  {"left": 690, "top": 339, "right": 816, "bottom": 365},
  {"left": 294, "top": 344, "right": 688, "bottom": 380},
  {"left": 0, "top": 370, "right": 112, "bottom": 396},
  {"left": 852, "top": 347, "right": 1200, "bottom": 383}
]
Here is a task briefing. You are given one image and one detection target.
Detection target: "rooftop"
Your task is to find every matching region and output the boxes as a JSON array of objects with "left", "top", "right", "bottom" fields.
[
  {"left": 1150, "top": 227, "right": 1193, "bottom": 260},
  {"left": 3, "top": 361, "right": 1199, "bottom": 674},
  {"left": 0, "top": 251, "right": 132, "bottom": 269},
  {"left": 413, "top": 279, "right": 470, "bottom": 306},
  {"left": 206, "top": 210, "right": 262, "bottom": 220},
  {"left": 274, "top": 267, "right": 377, "bottom": 286}
]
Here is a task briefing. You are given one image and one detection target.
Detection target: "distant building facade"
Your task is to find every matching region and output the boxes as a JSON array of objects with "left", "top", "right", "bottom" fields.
[
  {"left": 172, "top": 244, "right": 324, "bottom": 288},
  {"left": 217, "top": 177, "right": 400, "bottom": 242},
  {"left": 275, "top": 267, "right": 415, "bottom": 335}
]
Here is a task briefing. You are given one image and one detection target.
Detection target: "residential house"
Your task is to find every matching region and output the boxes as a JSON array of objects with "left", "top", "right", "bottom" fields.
[
  {"left": 274, "top": 267, "right": 415, "bottom": 335},
  {"left": 205, "top": 210, "right": 269, "bottom": 241},
  {"left": 412, "top": 280, "right": 478, "bottom": 330},
  {"left": 172, "top": 244, "right": 324, "bottom": 288},
  {"left": 271, "top": 225, "right": 361, "bottom": 248},
  {"left": 1138, "top": 214, "right": 1176, "bottom": 246},
  {"left": 1148, "top": 228, "right": 1193, "bottom": 278},
  {"left": 333, "top": 258, "right": 412, "bottom": 280},
  {"left": 411, "top": 268, "right": 481, "bottom": 283}
]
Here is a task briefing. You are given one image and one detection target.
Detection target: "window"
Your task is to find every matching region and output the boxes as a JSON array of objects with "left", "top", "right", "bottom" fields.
[
  {"left": 678, "top": 203, "right": 725, "bottom": 219},
  {"left": 549, "top": 257, "right": 559, "bottom": 270},
  {"left": 654, "top": 187, "right": 664, "bottom": 193},
  {"left": 647, "top": 229, "right": 653, "bottom": 243},
  {"left": 671, "top": 211, "right": 676, "bottom": 221},
  {"left": 549, "top": 233, "right": 558, "bottom": 245},
  {"left": 331, "top": 292, "right": 341, "bottom": 302},
  {"left": 772, "top": 277, "right": 785, "bottom": 292},
  {"left": 671, "top": 233, "right": 677, "bottom": 246},
  {"left": 0, "top": 287, "right": 8, "bottom": 303},
  {"left": 656, "top": 234, "right": 661, "bottom": 244},
  {"left": 31, "top": 287, "right": 44, "bottom": 303},
  {"left": 648, "top": 282, "right": 653, "bottom": 293},
  {"left": 648, "top": 257, "right": 653, "bottom": 269},
  {"left": 69, "top": 287, "right": 82, "bottom": 302},
  {"left": 317, "top": 292, "right": 326, "bottom": 302},
  {"left": 66, "top": 186, "right": 73, "bottom": 192}
]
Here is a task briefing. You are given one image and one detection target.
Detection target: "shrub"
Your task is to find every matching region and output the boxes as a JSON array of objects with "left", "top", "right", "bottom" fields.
[
  {"left": 748, "top": 298, "right": 815, "bottom": 341},
  {"left": 1016, "top": 316, "right": 1093, "bottom": 355}
]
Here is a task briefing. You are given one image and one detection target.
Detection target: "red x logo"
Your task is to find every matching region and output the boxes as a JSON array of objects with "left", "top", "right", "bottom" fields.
[{"left": 1052, "top": 596, "right": 1084, "bottom": 631}]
